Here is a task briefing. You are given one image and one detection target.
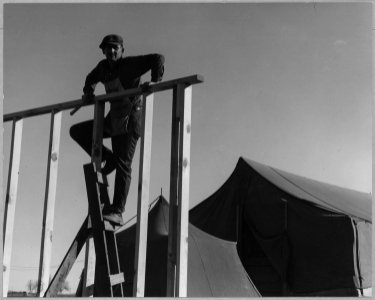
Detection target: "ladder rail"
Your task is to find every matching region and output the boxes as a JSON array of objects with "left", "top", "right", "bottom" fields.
[{"left": 84, "top": 163, "right": 124, "bottom": 297}]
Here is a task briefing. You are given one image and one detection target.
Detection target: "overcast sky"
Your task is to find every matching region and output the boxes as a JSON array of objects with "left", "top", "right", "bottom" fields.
[{"left": 3, "top": 2, "right": 372, "bottom": 292}]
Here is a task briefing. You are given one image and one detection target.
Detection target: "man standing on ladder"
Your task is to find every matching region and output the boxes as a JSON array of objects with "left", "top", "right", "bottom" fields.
[{"left": 70, "top": 34, "right": 165, "bottom": 225}]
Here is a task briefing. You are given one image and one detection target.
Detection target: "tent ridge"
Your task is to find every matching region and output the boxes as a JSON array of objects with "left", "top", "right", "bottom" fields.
[
  {"left": 241, "top": 157, "right": 371, "bottom": 222},
  {"left": 270, "top": 166, "right": 346, "bottom": 213}
]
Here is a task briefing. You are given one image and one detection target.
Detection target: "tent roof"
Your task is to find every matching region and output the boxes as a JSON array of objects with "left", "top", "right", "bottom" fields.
[
  {"left": 243, "top": 157, "right": 372, "bottom": 222},
  {"left": 188, "top": 222, "right": 260, "bottom": 297}
]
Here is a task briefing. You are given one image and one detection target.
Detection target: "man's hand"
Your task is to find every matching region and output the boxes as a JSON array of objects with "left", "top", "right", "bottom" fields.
[
  {"left": 140, "top": 81, "right": 155, "bottom": 93},
  {"left": 82, "top": 93, "right": 95, "bottom": 103},
  {"left": 70, "top": 94, "right": 95, "bottom": 116}
]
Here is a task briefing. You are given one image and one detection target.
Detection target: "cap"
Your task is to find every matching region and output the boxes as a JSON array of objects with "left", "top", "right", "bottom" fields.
[{"left": 99, "top": 34, "right": 124, "bottom": 49}]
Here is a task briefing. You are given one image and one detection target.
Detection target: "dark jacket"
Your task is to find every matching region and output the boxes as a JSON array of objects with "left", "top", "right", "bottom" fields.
[{"left": 83, "top": 54, "right": 165, "bottom": 136}]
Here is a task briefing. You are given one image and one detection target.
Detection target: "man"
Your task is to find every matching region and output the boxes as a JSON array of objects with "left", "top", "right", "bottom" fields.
[{"left": 70, "top": 34, "right": 165, "bottom": 225}]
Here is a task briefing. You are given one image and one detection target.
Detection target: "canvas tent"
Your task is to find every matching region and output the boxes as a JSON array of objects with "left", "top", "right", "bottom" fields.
[
  {"left": 189, "top": 157, "right": 372, "bottom": 296},
  {"left": 114, "top": 196, "right": 260, "bottom": 297}
]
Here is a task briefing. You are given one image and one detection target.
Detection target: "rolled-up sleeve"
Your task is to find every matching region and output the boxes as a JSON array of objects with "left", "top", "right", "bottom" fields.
[{"left": 122, "top": 54, "right": 165, "bottom": 83}]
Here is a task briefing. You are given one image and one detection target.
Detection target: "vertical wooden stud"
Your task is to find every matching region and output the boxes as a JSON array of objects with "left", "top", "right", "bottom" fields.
[
  {"left": 176, "top": 84, "right": 192, "bottom": 297},
  {"left": 2, "top": 118, "right": 23, "bottom": 297},
  {"left": 166, "top": 84, "right": 192, "bottom": 297},
  {"left": 133, "top": 93, "right": 154, "bottom": 296},
  {"left": 166, "top": 87, "right": 179, "bottom": 296},
  {"left": 37, "top": 110, "right": 62, "bottom": 296}
]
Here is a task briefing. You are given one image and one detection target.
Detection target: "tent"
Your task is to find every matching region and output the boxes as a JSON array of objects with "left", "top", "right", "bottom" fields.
[
  {"left": 115, "top": 196, "right": 260, "bottom": 297},
  {"left": 190, "top": 157, "right": 372, "bottom": 296}
]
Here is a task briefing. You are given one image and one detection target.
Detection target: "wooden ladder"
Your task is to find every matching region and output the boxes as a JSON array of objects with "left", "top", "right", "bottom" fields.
[{"left": 83, "top": 162, "right": 125, "bottom": 297}]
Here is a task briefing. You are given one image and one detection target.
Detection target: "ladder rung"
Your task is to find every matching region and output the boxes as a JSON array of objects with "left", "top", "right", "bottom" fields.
[{"left": 109, "top": 272, "right": 125, "bottom": 286}]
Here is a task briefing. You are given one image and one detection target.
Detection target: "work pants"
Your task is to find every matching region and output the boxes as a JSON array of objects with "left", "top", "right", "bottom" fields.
[{"left": 70, "top": 116, "right": 139, "bottom": 213}]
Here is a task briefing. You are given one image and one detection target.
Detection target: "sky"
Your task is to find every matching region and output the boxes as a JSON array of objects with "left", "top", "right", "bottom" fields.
[{"left": 2, "top": 2, "right": 372, "bottom": 293}]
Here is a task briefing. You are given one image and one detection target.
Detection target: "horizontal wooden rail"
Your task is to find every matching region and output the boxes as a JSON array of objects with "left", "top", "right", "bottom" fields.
[{"left": 3, "top": 74, "right": 204, "bottom": 122}]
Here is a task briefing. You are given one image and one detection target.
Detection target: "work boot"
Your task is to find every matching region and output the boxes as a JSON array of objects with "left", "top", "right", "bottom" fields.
[{"left": 103, "top": 212, "right": 124, "bottom": 225}]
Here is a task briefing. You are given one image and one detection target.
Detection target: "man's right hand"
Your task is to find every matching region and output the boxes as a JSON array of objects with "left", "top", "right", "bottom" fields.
[{"left": 82, "top": 93, "right": 95, "bottom": 103}]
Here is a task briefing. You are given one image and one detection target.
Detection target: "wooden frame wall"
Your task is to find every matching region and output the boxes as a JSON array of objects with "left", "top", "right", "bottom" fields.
[{"left": 2, "top": 75, "right": 203, "bottom": 297}]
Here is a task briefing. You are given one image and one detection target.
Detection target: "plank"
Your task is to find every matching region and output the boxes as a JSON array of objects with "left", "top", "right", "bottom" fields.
[
  {"left": 2, "top": 118, "right": 23, "bottom": 297},
  {"left": 133, "top": 93, "right": 154, "bottom": 297}
]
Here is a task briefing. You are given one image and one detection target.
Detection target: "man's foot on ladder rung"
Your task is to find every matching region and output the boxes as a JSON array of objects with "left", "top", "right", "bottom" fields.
[
  {"left": 101, "top": 204, "right": 124, "bottom": 226},
  {"left": 103, "top": 220, "right": 122, "bottom": 232},
  {"left": 103, "top": 212, "right": 124, "bottom": 226}
]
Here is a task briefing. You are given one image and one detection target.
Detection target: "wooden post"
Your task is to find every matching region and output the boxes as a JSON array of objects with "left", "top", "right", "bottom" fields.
[
  {"left": 37, "top": 110, "right": 62, "bottom": 296},
  {"left": 82, "top": 100, "right": 105, "bottom": 296},
  {"left": 133, "top": 93, "right": 154, "bottom": 297},
  {"left": 2, "top": 118, "right": 23, "bottom": 297},
  {"left": 176, "top": 84, "right": 192, "bottom": 297}
]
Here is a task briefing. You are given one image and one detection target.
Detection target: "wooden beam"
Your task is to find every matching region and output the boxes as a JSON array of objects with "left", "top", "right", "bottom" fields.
[
  {"left": 133, "top": 93, "right": 154, "bottom": 297},
  {"left": 4, "top": 75, "right": 204, "bottom": 122},
  {"left": 2, "top": 118, "right": 23, "bottom": 297},
  {"left": 176, "top": 84, "right": 192, "bottom": 297},
  {"left": 44, "top": 217, "right": 90, "bottom": 297},
  {"left": 37, "top": 110, "right": 62, "bottom": 296}
]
